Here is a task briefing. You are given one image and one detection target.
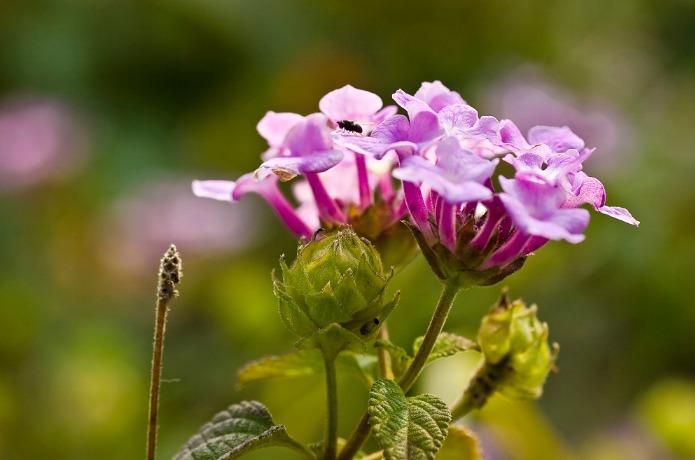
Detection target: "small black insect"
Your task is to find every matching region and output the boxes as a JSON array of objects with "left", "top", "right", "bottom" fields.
[
  {"left": 337, "top": 120, "right": 363, "bottom": 134},
  {"left": 360, "top": 318, "right": 380, "bottom": 335}
]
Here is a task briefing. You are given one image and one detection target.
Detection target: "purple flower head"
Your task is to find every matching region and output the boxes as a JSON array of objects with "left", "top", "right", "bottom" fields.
[
  {"left": 193, "top": 87, "right": 416, "bottom": 270},
  {"left": 193, "top": 81, "right": 638, "bottom": 285}
]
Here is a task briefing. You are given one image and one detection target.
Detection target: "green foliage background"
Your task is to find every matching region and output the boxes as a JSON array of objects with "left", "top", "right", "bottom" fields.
[{"left": 1, "top": 0, "right": 694, "bottom": 458}]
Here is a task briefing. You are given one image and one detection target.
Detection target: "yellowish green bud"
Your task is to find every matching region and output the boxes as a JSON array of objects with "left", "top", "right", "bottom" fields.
[
  {"left": 477, "top": 291, "right": 558, "bottom": 400},
  {"left": 458, "top": 291, "right": 558, "bottom": 412}
]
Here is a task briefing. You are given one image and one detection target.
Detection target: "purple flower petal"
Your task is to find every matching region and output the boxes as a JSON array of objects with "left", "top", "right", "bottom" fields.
[
  {"left": 256, "top": 111, "right": 304, "bottom": 147},
  {"left": 373, "top": 105, "right": 399, "bottom": 124},
  {"left": 510, "top": 149, "right": 589, "bottom": 185},
  {"left": 334, "top": 113, "right": 440, "bottom": 160},
  {"left": 334, "top": 134, "right": 415, "bottom": 160},
  {"left": 319, "top": 85, "right": 386, "bottom": 122},
  {"left": 412, "top": 81, "right": 466, "bottom": 112},
  {"left": 527, "top": 125, "right": 585, "bottom": 153},
  {"left": 393, "top": 89, "right": 434, "bottom": 120},
  {"left": 562, "top": 173, "right": 606, "bottom": 209},
  {"left": 498, "top": 176, "right": 589, "bottom": 243},
  {"left": 231, "top": 173, "right": 279, "bottom": 200},
  {"left": 597, "top": 205, "right": 640, "bottom": 226},
  {"left": 393, "top": 137, "right": 496, "bottom": 204},
  {"left": 499, "top": 119, "right": 529, "bottom": 148},
  {"left": 193, "top": 174, "right": 315, "bottom": 237},
  {"left": 438, "top": 104, "right": 480, "bottom": 132},
  {"left": 371, "top": 114, "right": 412, "bottom": 144},
  {"left": 435, "top": 136, "right": 498, "bottom": 184},
  {"left": 192, "top": 173, "right": 281, "bottom": 202},
  {"left": 497, "top": 119, "right": 553, "bottom": 159},
  {"left": 561, "top": 173, "right": 639, "bottom": 226},
  {"left": 257, "top": 150, "right": 344, "bottom": 180},
  {"left": 192, "top": 179, "right": 237, "bottom": 202},
  {"left": 284, "top": 113, "right": 333, "bottom": 156},
  {"left": 409, "top": 111, "right": 445, "bottom": 145}
]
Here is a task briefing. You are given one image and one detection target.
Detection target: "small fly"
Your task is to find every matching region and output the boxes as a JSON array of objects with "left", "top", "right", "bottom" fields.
[
  {"left": 337, "top": 120, "right": 363, "bottom": 133},
  {"left": 339, "top": 119, "right": 378, "bottom": 134}
]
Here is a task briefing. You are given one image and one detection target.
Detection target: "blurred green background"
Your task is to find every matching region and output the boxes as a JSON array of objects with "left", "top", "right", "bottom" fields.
[{"left": 1, "top": 0, "right": 694, "bottom": 458}]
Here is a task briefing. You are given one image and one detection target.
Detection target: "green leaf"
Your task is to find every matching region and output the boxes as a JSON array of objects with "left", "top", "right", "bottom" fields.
[
  {"left": 368, "top": 379, "right": 451, "bottom": 460},
  {"left": 436, "top": 426, "right": 482, "bottom": 460},
  {"left": 237, "top": 350, "right": 320, "bottom": 389},
  {"left": 413, "top": 332, "right": 478, "bottom": 365},
  {"left": 237, "top": 349, "right": 374, "bottom": 389},
  {"left": 174, "top": 400, "right": 312, "bottom": 460},
  {"left": 374, "top": 339, "right": 412, "bottom": 380}
]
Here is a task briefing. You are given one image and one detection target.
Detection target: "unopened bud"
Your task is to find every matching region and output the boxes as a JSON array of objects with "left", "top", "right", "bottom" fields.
[
  {"left": 273, "top": 228, "right": 398, "bottom": 344},
  {"left": 477, "top": 291, "right": 558, "bottom": 400}
]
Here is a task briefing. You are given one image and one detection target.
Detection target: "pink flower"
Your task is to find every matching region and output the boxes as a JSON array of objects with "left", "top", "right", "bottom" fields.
[
  {"left": 0, "top": 97, "right": 87, "bottom": 190},
  {"left": 193, "top": 86, "right": 407, "bottom": 241},
  {"left": 193, "top": 81, "right": 639, "bottom": 284}
]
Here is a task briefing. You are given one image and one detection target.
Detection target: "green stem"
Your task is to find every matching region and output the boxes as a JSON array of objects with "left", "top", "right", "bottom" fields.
[
  {"left": 398, "top": 278, "right": 461, "bottom": 392},
  {"left": 338, "top": 413, "right": 370, "bottom": 460},
  {"left": 323, "top": 353, "right": 338, "bottom": 460},
  {"left": 376, "top": 322, "right": 393, "bottom": 380},
  {"left": 449, "top": 395, "right": 475, "bottom": 421},
  {"left": 338, "top": 279, "right": 462, "bottom": 459}
]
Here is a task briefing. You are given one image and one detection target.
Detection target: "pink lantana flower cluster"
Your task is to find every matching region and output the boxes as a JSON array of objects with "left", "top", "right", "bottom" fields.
[{"left": 194, "top": 82, "right": 638, "bottom": 284}]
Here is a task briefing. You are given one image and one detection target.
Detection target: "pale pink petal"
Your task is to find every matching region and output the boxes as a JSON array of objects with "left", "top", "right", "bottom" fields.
[
  {"left": 256, "top": 111, "right": 304, "bottom": 147},
  {"left": 319, "top": 85, "right": 384, "bottom": 122}
]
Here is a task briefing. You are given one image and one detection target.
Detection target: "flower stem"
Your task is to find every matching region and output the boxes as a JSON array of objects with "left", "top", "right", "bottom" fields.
[
  {"left": 376, "top": 323, "right": 393, "bottom": 380},
  {"left": 323, "top": 353, "right": 339, "bottom": 460},
  {"left": 449, "top": 396, "right": 475, "bottom": 422},
  {"left": 338, "top": 279, "right": 462, "bottom": 459},
  {"left": 146, "top": 297, "right": 169, "bottom": 460},
  {"left": 398, "top": 278, "right": 461, "bottom": 392},
  {"left": 449, "top": 358, "right": 506, "bottom": 421},
  {"left": 307, "top": 173, "right": 345, "bottom": 223},
  {"left": 337, "top": 414, "right": 370, "bottom": 460},
  {"left": 147, "top": 245, "right": 182, "bottom": 460}
]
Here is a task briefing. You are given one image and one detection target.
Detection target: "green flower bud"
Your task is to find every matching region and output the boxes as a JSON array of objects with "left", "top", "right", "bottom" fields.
[
  {"left": 273, "top": 228, "right": 399, "bottom": 345},
  {"left": 457, "top": 291, "right": 558, "bottom": 412},
  {"left": 477, "top": 291, "right": 558, "bottom": 400}
]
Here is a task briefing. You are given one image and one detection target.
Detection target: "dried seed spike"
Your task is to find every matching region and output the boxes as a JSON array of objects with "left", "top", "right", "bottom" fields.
[{"left": 157, "top": 244, "right": 182, "bottom": 301}]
